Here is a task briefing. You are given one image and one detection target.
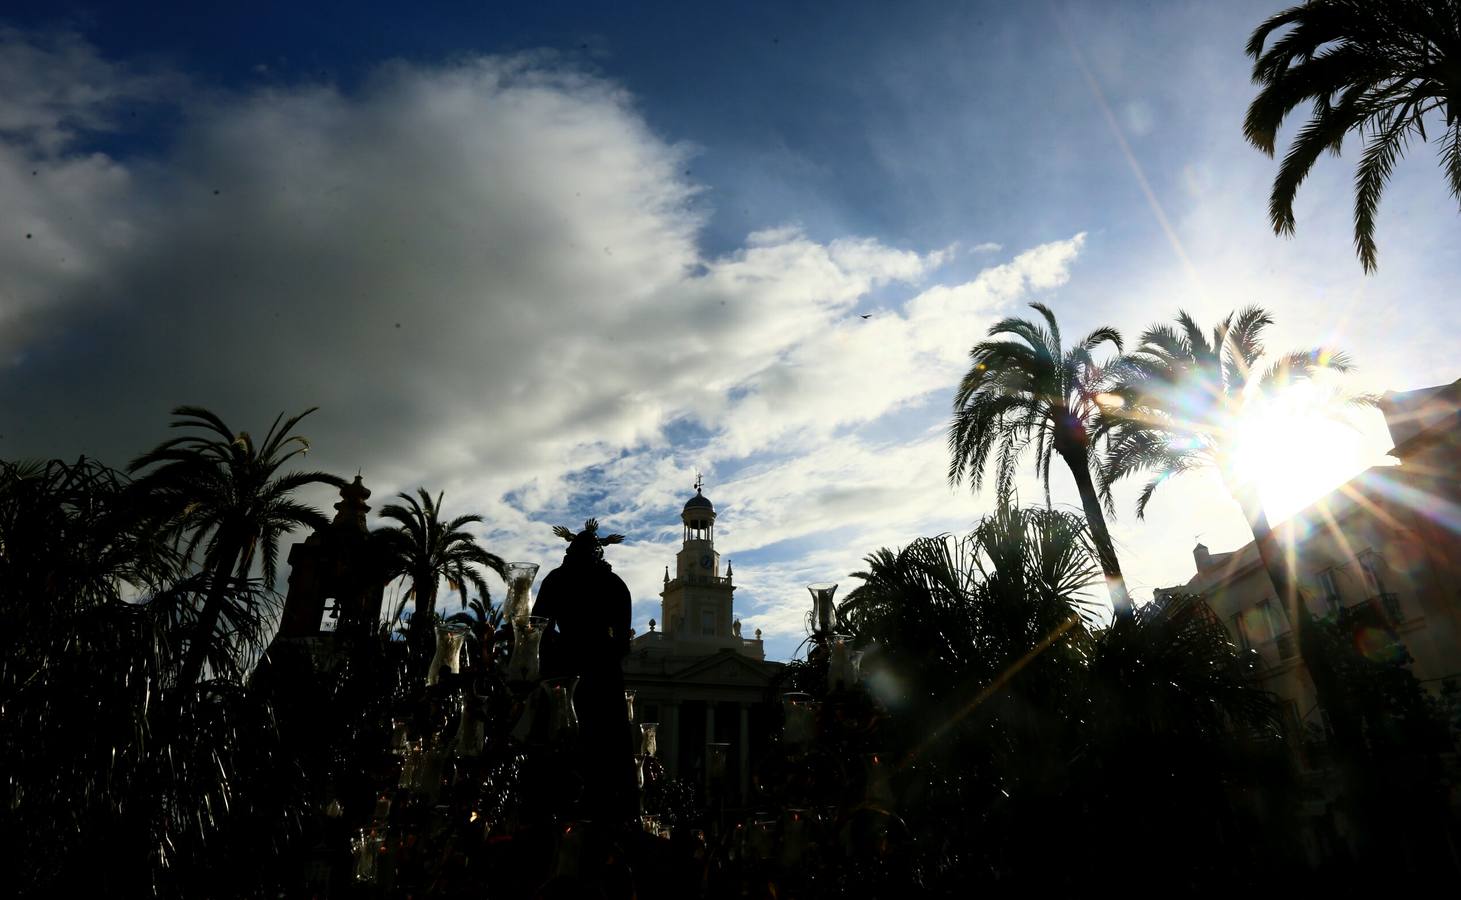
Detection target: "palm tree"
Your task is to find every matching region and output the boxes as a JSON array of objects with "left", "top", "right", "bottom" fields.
[
  {"left": 1100, "top": 307, "right": 1362, "bottom": 610},
  {"left": 376, "top": 488, "right": 505, "bottom": 641},
  {"left": 129, "top": 406, "right": 344, "bottom": 686},
  {"left": 836, "top": 505, "right": 1292, "bottom": 890},
  {"left": 947, "top": 302, "right": 1133, "bottom": 619},
  {"left": 1102, "top": 308, "right": 1369, "bottom": 755},
  {"left": 1244, "top": 0, "right": 1461, "bottom": 272},
  {"left": 1, "top": 457, "right": 305, "bottom": 896}
]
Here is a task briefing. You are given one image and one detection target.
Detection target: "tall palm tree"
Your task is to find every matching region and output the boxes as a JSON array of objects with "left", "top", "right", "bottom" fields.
[
  {"left": 376, "top": 488, "right": 505, "bottom": 639},
  {"left": 1101, "top": 308, "right": 1368, "bottom": 752},
  {"left": 1100, "top": 307, "right": 1361, "bottom": 609},
  {"left": 1244, "top": 0, "right": 1461, "bottom": 272},
  {"left": 129, "top": 406, "right": 344, "bottom": 686},
  {"left": 947, "top": 302, "right": 1132, "bottom": 619}
]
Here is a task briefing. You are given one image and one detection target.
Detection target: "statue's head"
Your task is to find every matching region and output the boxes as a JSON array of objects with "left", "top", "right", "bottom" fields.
[{"left": 552, "top": 518, "right": 625, "bottom": 563}]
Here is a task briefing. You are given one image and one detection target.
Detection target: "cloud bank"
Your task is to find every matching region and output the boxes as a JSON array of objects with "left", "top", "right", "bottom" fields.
[{"left": 1, "top": 31, "right": 1092, "bottom": 657}]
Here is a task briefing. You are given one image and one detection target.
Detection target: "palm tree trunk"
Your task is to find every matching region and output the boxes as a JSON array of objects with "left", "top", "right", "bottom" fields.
[
  {"left": 179, "top": 543, "right": 242, "bottom": 686},
  {"left": 407, "top": 575, "right": 439, "bottom": 665},
  {"left": 1062, "top": 449, "right": 1133, "bottom": 620}
]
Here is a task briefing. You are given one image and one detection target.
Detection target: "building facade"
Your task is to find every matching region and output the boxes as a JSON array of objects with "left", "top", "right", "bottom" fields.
[
  {"left": 623, "top": 483, "right": 784, "bottom": 803},
  {"left": 1159, "top": 378, "right": 1461, "bottom": 734}
]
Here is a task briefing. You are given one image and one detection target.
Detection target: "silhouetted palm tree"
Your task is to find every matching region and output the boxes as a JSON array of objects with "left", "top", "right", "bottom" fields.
[
  {"left": 0, "top": 457, "right": 304, "bottom": 896},
  {"left": 1102, "top": 308, "right": 1369, "bottom": 757},
  {"left": 376, "top": 488, "right": 505, "bottom": 639},
  {"left": 947, "top": 302, "right": 1132, "bottom": 619},
  {"left": 129, "top": 406, "right": 344, "bottom": 686},
  {"left": 1244, "top": 0, "right": 1461, "bottom": 272},
  {"left": 1101, "top": 307, "right": 1361, "bottom": 610}
]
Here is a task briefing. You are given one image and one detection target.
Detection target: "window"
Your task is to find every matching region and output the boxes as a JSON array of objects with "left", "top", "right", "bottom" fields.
[
  {"left": 319, "top": 597, "right": 339, "bottom": 632},
  {"left": 1231, "top": 613, "right": 1250, "bottom": 650},
  {"left": 701, "top": 609, "right": 715, "bottom": 636},
  {"left": 1238, "top": 599, "right": 1289, "bottom": 646},
  {"left": 1258, "top": 599, "right": 1290, "bottom": 642},
  {"left": 1316, "top": 569, "right": 1340, "bottom": 612},
  {"left": 1358, "top": 550, "right": 1388, "bottom": 596}
]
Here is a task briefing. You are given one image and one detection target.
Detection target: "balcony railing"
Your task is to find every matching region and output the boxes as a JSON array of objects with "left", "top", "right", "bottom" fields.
[
  {"left": 1275, "top": 632, "right": 1297, "bottom": 661},
  {"left": 664, "top": 574, "right": 733, "bottom": 589}
]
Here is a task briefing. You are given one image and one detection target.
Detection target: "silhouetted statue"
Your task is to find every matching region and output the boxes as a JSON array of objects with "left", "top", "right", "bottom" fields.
[{"left": 532, "top": 518, "right": 637, "bottom": 825}]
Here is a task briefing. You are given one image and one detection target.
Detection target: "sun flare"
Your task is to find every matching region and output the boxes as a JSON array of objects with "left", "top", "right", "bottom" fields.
[{"left": 1229, "top": 381, "right": 1387, "bottom": 522}]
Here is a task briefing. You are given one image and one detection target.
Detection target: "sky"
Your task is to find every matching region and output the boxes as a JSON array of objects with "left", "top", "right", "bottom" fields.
[{"left": 2, "top": 1, "right": 1458, "bottom": 661}]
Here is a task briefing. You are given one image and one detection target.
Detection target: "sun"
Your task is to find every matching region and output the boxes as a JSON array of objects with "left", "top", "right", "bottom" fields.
[{"left": 1228, "top": 380, "right": 1387, "bottom": 522}]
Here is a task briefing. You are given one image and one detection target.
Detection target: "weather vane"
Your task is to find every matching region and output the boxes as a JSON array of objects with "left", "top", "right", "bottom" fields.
[{"left": 693, "top": 472, "right": 704, "bottom": 494}]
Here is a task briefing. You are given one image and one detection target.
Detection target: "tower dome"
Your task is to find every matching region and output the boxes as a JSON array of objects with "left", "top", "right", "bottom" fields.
[
  {"left": 683, "top": 491, "right": 714, "bottom": 513},
  {"left": 681, "top": 474, "right": 716, "bottom": 542}
]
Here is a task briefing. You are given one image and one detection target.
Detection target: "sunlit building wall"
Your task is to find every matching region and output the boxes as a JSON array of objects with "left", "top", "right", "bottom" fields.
[{"left": 1160, "top": 378, "right": 1461, "bottom": 736}]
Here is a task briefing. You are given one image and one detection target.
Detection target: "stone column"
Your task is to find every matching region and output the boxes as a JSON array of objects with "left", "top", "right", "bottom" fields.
[
  {"left": 738, "top": 702, "right": 751, "bottom": 804},
  {"left": 705, "top": 701, "right": 717, "bottom": 748}
]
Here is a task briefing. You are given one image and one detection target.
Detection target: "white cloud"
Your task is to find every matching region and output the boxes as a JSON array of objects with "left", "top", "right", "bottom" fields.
[{"left": 6, "top": 30, "right": 1296, "bottom": 663}]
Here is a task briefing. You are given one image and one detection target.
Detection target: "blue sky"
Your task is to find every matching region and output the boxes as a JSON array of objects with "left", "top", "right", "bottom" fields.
[{"left": 2, "top": 2, "right": 1458, "bottom": 659}]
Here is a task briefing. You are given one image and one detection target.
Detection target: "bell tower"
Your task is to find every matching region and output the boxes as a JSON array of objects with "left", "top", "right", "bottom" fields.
[
  {"left": 660, "top": 475, "right": 735, "bottom": 639},
  {"left": 278, "top": 475, "right": 388, "bottom": 638}
]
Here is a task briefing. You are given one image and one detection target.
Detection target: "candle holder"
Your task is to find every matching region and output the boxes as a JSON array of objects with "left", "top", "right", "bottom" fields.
[
  {"left": 807, "top": 582, "right": 839, "bottom": 636},
  {"left": 828, "top": 634, "right": 860, "bottom": 691},
  {"left": 506, "top": 616, "right": 549, "bottom": 683},
  {"left": 502, "top": 562, "right": 540, "bottom": 632},
  {"left": 706, "top": 742, "right": 729, "bottom": 786},
  {"left": 426, "top": 621, "right": 470, "bottom": 686},
  {"left": 782, "top": 692, "right": 815, "bottom": 747},
  {"left": 542, "top": 676, "right": 580, "bottom": 739},
  {"left": 351, "top": 828, "right": 384, "bottom": 883},
  {"left": 864, "top": 752, "right": 894, "bottom": 807},
  {"left": 624, "top": 690, "right": 636, "bottom": 723}
]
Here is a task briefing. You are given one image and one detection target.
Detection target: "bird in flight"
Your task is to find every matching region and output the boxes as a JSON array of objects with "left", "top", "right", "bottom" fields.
[{"left": 859, "top": 314, "right": 872, "bottom": 319}]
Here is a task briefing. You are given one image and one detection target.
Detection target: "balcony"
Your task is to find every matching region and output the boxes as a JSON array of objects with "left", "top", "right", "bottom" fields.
[{"left": 1275, "top": 632, "right": 1297, "bottom": 661}]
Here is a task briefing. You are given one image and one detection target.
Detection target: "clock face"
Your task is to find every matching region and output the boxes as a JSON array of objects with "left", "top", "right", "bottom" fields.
[{"left": 699, "top": 553, "right": 712, "bottom": 570}]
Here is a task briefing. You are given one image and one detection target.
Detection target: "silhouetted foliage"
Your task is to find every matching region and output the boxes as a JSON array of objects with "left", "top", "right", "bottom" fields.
[
  {"left": 1244, "top": 0, "right": 1461, "bottom": 271},
  {"left": 0, "top": 457, "right": 305, "bottom": 897},
  {"left": 375, "top": 488, "right": 506, "bottom": 648},
  {"left": 128, "top": 406, "right": 345, "bottom": 685},
  {"left": 828, "top": 503, "right": 1299, "bottom": 891},
  {"left": 948, "top": 303, "right": 1133, "bottom": 618}
]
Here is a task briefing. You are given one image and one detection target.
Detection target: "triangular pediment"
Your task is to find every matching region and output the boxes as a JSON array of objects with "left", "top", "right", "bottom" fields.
[{"left": 671, "top": 649, "right": 780, "bottom": 685}]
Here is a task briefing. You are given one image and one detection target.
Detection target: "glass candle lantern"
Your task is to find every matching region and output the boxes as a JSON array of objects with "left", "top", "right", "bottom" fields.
[
  {"left": 640, "top": 722, "right": 658, "bottom": 758},
  {"left": 706, "top": 742, "right": 730, "bottom": 786},
  {"left": 828, "top": 634, "right": 860, "bottom": 690},
  {"left": 782, "top": 692, "right": 815, "bottom": 746},
  {"left": 781, "top": 809, "right": 808, "bottom": 866},
  {"left": 506, "top": 616, "right": 548, "bottom": 683},
  {"left": 542, "top": 676, "right": 580, "bottom": 738},
  {"left": 502, "top": 562, "right": 540, "bottom": 631},
  {"left": 389, "top": 718, "right": 410, "bottom": 755},
  {"left": 455, "top": 708, "right": 485, "bottom": 758},
  {"left": 427, "top": 622, "right": 470, "bottom": 685},
  {"left": 864, "top": 753, "right": 894, "bottom": 807},
  {"left": 351, "top": 829, "right": 384, "bottom": 883},
  {"left": 807, "top": 582, "right": 838, "bottom": 635},
  {"left": 397, "top": 742, "right": 423, "bottom": 789}
]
